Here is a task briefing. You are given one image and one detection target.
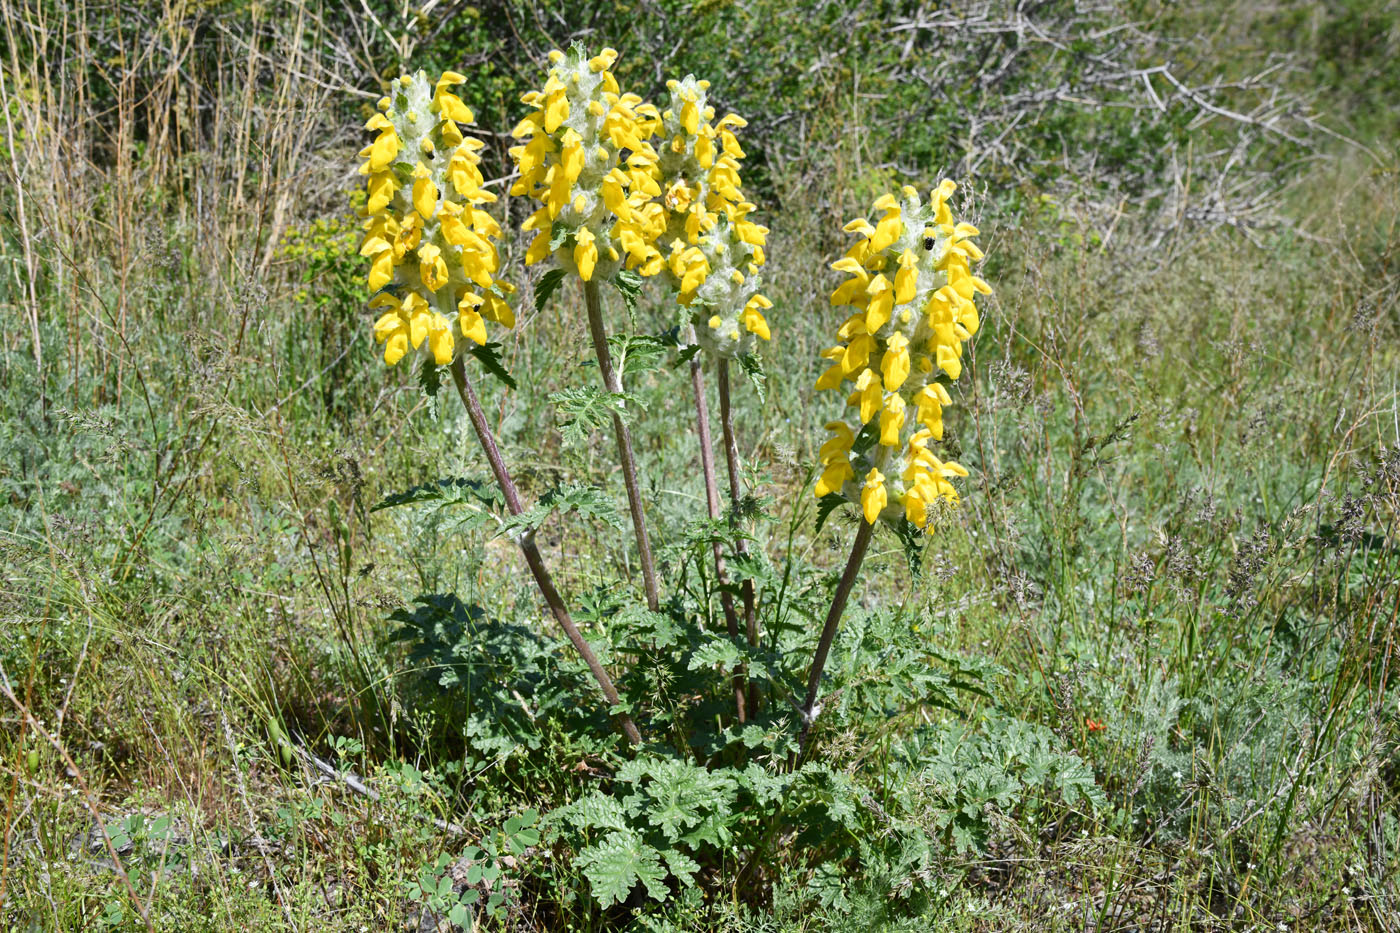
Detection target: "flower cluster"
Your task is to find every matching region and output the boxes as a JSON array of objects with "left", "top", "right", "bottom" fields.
[
  {"left": 510, "top": 47, "right": 663, "bottom": 282},
  {"left": 652, "top": 75, "right": 772, "bottom": 356},
  {"left": 359, "top": 71, "right": 514, "bottom": 366},
  {"left": 814, "top": 182, "right": 991, "bottom": 527}
]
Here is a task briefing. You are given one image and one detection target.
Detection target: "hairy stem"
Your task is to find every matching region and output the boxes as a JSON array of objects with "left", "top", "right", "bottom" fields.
[
  {"left": 795, "top": 518, "right": 875, "bottom": 766},
  {"left": 690, "top": 348, "right": 746, "bottom": 723},
  {"left": 718, "top": 358, "right": 760, "bottom": 713},
  {"left": 583, "top": 280, "right": 661, "bottom": 612},
  {"left": 449, "top": 358, "right": 641, "bottom": 746}
]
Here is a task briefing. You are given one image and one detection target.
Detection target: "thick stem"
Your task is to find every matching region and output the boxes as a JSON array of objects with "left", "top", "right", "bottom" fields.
[
  {"left": 689, "top": 349, "right": 747, "bottom": 723},
  {"left": 718, "top": 359, "right": 760, "bottom": 712},
  {"left": 449, "top": 358, "right": 641, "bottom": 746},
  {"left": 583, "top": 280, "right": 661, "bottom": 612},
  {"left": 795, "top": 518, "right": 875, "bottom": 766}
]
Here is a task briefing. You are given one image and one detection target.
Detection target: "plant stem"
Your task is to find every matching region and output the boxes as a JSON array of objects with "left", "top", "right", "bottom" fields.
[
  {"left": 795, "top": 517, "right": 875, "bottom": 766},
  {"left": 583, "top": 280, "right": 661, "bottom": 612},
  {"left": 689, "top": 348, "right": 746, "bottom": 723},
  {"left": 718, "top": 359, "right": 760, "bottom": 713},
  {"left": 449, "top": 358, "right": 641, "bottom": 746}
]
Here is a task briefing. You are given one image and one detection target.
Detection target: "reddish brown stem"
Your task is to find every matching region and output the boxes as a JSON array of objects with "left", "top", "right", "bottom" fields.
[
  {"left": 795, "top": 518, "right": 875, "bottom": 766},
  {"left": 450, "top": 358, "right": 641, "bottom": 746},
  {"left": 718, "top": 359, "right": 760, "bottom": 713},
  {"left": 689, "top": 350, "right": 747, "bottom": 723},
  {"left": 583, "top": 280, "right": 660, "bottom": 612}
]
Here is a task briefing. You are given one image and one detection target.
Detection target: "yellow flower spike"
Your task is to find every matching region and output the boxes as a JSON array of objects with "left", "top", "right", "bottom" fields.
[
  {"left": 357, "top": 70, "right": 514, "bottom": 368},
  {"left": 647, "top": 73, "right": 771, "bottom": 358},
  {"left": 861, "top": 468, "right": 888, "bottom": 524},
  {"left": 574, "top": 228, "right": 598, "bottom": 281},
  {"left": 812, "top": 181, "right": 989, "bottom": 529},
  {"left": 510, "top": 46, "right": 662, "bottom": 286}
]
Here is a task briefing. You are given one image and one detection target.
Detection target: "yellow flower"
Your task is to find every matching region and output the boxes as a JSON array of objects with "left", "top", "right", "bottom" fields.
[
  {"left": 814, "top": 421, "right": 856, "bottom": 498},
  {"left": 574, "top": 228, "right": 598, "bottom": 281},
  {"left": 861, "top": 468, "right": 888, "bottom": 524},
  {"left": 812, "top": 182, "right": 989, "bottom": 529},
  {"left": 357, "top": 71, "right": 514, "bottom": 368}
]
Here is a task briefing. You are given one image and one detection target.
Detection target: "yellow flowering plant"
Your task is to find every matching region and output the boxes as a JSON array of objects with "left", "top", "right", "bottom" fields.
[
  {"left": 814, "top": 181, "right": 988, "bottom": 527},
  {"left": 351, "top": 54, "right": 992, "bottom": 762},
  {"left": 509, "top": 45, "right": 666, "bottom": 612},
  {"left": 795, "top": 181, "right": 991, "bottom": 760},
  {"left": 357, "top": 69, "right": 642, "bottom": 746},
  {"left": 643, "top": 73, "right": 775, "bottom": 719}
]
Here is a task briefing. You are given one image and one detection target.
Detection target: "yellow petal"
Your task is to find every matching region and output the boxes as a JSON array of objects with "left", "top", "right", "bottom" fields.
[
  {"left": 574, "top": 228, "right": 598, "bottom": 281},
  {"left": 861, "top": 468, "right": 887, "bottom": 524}
]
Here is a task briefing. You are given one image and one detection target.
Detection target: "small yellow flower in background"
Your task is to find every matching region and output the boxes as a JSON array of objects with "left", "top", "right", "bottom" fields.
[
  {"left": 653, "top": 75, "right": 772, "bottom": 357},
  {"left": 814, "top": 181, "right": 990, "bottom": 528},
  {"left": 509, "top": 46, "right": 663, "bottom": 283},
  {"left": 358, "top": 70, "right": 515, "bottom": 367}
]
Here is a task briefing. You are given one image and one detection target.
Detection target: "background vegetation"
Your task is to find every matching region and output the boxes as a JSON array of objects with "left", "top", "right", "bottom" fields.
[{"left": 1, "top": 0, "right": 1397, "bottom": 929}]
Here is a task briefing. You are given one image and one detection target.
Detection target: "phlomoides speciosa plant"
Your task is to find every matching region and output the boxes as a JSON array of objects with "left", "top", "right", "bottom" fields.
[{"left": 352, "top": 47, "right": 989, "bottom": 760}]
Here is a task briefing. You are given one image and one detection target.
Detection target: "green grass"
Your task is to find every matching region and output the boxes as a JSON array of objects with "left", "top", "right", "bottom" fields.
[{"left": 2, "top": 1, "right": 1399, "bottom": 929}]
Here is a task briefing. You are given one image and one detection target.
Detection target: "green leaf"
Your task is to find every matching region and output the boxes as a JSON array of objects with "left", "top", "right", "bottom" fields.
[
  {"left": 534, "top": 268, "right": 567, "bottom": 312},
  {"left": 736, "top": 352, "right": 767, "bottom": 404},
  {"left": 613, "top": 268, "right": 643, "bottom": 316},
  {"left": 662, "top": 849, "right": 700, "bottom": 888},
  {"left": 609, "top": 333, "right": 668, "bottom": 381},
  {"left": 502, "top": 484, "right": 623, "bottom": 536},
  {"left": 814, "top": 493, "right": 849, "bottom": 534},
  {"left": 467, "top": 337, "right": 518, "bottom": 389},
  {"left": 549, "top": 386, "right": 641, "bottom": 443},
  {"left": 550, "top": 790, "right": 629, "bottom": 833},
  {"left": 370, "top": 477, "right": 500, "bottom": 513},
  {"left": 889, "top": 517, "right": 926, "bottom": 578},
  {"left": 576, "top": 831, "right": 668, "bottom": 907},
  {"left": 467, "top": 342, "right": 517, "bottom": 390},
  {"left": 688, "top": 636, "right": 743, "bottom": 674},
  {"left": 419, "top": 356, "right": 442, "bottom": 398}
]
